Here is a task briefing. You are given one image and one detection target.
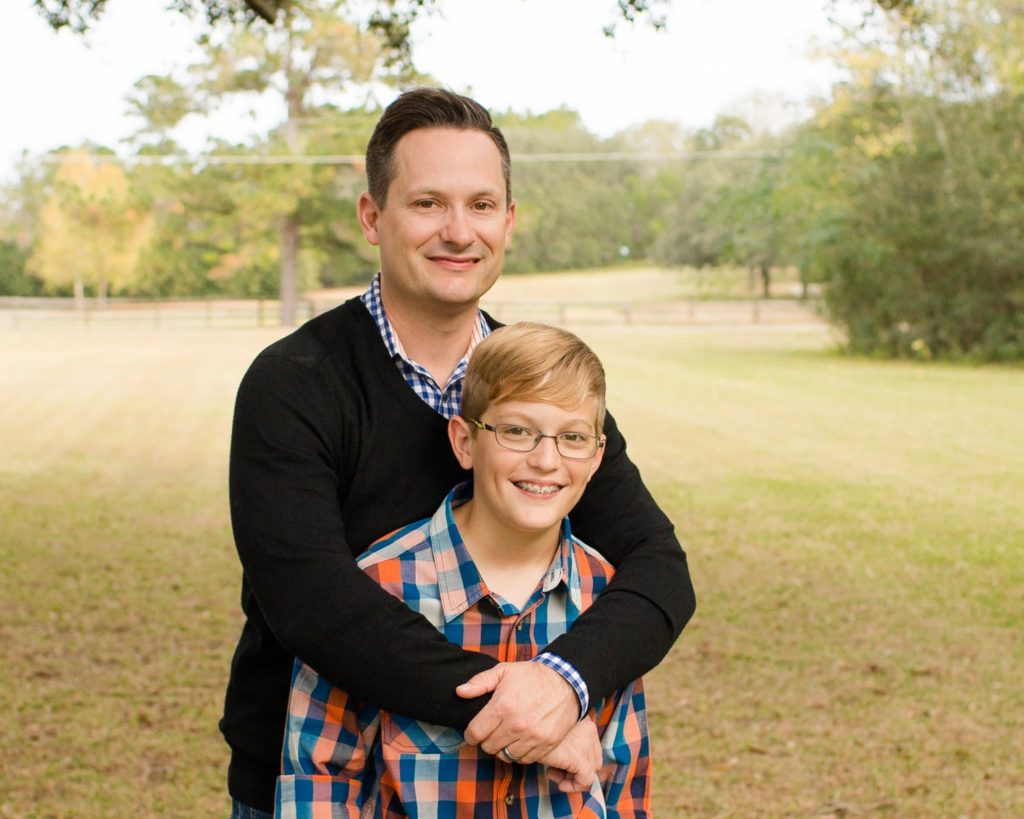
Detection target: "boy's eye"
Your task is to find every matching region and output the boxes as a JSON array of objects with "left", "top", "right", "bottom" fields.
[
  {"left": 558, "top": 432, "right": 590, "bottom": 444},
  {"left": 501, "top": 425, "right": 535, "bottom": 439}
]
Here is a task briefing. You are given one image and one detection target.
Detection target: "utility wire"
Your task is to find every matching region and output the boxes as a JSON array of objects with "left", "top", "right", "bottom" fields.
[{"left": 38, "top": 149, "right": 782, "bottom": 167}]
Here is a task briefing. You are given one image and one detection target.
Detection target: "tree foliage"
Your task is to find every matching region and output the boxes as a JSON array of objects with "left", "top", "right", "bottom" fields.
[
  {"left": 791, "top": 0, "right": 1024, "bottom": 360},
  {"left": 32, "top": 0, "right": 675, "bottom": 41},
  {"left": 27, "top": 150, "right": 151, "bottom": 306},
  {"left": 14, "top": 0, "right": 1023, "bottom": 359}
]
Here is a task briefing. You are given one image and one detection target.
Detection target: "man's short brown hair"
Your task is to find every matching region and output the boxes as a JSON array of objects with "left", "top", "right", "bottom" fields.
[
  {"left": 462, "top": 323, "right": 607, "bottom": 434},
  {"left": 365, "top": 87, "right": 512, "bottom": 208}
]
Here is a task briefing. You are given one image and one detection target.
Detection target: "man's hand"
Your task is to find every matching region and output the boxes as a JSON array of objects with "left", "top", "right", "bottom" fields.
[
  {"left": 541, "top": 717, "right": 603, "bottom": 793},
  {"left": 456, "top": 661, "right": 579, "bottom": 763}
]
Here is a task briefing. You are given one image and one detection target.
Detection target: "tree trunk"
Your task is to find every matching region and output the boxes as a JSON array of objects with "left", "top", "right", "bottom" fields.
[
  {"left": 97, "top": 280, "right": 108, "bottom": 308},
  {"left": 280, "top": 214, "right": 299, "bottom": 326},
  {"left": 760, "top": 263, "right": 771, "bottom": 299},
  {"left": 73, "top": 276, "right": 85, "bottom": 311}
]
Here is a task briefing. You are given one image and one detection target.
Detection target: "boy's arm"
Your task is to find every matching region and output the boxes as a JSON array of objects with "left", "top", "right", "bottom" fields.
[
  {"left": 276, "top": 661, "right": 379, "bottom": 817},
  {"left": 232, "top": 356, "right": 495, "bottom": 727},
  {"left": 595, "top": 678, "right": 651, "bottom": 817}
]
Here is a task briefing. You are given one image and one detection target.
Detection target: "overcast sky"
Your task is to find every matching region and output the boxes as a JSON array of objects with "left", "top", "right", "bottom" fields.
[{"left": 2, "top": 0, "right": 842, "bottom": 181}]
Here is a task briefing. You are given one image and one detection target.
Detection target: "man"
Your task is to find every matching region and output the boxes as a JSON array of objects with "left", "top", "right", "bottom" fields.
[{"left": 222, "top": 87, "right": 695, "bottom": 817}]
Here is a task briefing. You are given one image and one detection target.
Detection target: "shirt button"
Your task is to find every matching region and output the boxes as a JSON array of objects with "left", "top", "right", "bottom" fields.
[{"left": 504, "top": 794, "right": 515, "bottom": 805}]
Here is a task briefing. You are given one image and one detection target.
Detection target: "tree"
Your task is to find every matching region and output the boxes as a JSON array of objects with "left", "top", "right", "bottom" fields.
[
  {"left": 498, "top": 108, "right": 639, "bottom": 274},
  {"left": 787, "top": 0, "right": 1024, "bottom": 359},
  {"left": 27, "top": 150, "right": 151, "bottom": 307},
  {"left": 708, "top": 153, "right": 787, "bottom": 298},
  {"left": 124, "top": 2, "right": 394, "bottom": 322},
  {"left": 0, "top": 241, "right": 41, "bottom": 296},
  {"left": 0, "top": 157, "right": 53, "bottom": 295}
]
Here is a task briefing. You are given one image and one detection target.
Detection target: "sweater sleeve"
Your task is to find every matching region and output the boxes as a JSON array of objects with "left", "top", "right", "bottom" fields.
[
  {"left": 230, "top": 354, "right": 495, "bottom": 729},
  {"left": 544, "top": 409, "right": 696, "bottom": 705}
]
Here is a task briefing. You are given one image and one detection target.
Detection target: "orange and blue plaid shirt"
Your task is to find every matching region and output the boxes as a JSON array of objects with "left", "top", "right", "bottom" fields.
[{"left": 276, "top": 483, "right": 651, "bottom": 818}]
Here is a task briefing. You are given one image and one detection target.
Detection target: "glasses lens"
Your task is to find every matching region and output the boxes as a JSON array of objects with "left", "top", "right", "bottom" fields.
[
  {"left": 556, "top": 432, "right": 598, "bottom": 458},
  {"left": 495, "top": 424, "right": 539, "bottom": 451}
]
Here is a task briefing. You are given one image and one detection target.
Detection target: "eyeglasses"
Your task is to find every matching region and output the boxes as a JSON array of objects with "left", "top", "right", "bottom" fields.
[{"left": 469, "top": 419, "right": 604, "bottom": 460}]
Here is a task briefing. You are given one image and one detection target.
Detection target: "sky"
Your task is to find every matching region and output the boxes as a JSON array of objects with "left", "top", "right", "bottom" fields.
[{"left": 2, "top": 0, "right": 844, "bottom": 181}]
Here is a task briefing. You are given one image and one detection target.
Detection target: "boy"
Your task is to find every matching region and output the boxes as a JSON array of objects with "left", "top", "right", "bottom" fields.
[{"left": 276, "top": 323, "right": 651, "bottom": 818}]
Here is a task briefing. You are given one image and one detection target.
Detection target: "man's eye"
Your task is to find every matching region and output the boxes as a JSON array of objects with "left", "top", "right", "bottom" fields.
[
  {"left": 473, "top": 201, "right": 495, "bottom": 211},
  {"left": 415, "top": 200, "right": 437, "bottom": 209}
]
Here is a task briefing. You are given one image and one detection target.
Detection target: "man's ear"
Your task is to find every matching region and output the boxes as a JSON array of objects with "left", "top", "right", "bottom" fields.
[
  {"left": 448, "top": 416, "right": 474, "bottom": 470},
  {"left": 504, "top": 199, "right": 517, "bottom": 249},
  {"left": 357, "top": 192, "right": 382, "bottom": 246}
]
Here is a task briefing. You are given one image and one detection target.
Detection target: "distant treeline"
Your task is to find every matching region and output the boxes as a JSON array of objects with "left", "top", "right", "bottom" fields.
[{"left": 2, "top": 0, "right": 1022, "bottom": 360}]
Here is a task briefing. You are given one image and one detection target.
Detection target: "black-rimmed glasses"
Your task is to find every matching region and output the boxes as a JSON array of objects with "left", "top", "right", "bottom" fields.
[{"left": 469, "top": 419, "right": 604, "bottom": 460}]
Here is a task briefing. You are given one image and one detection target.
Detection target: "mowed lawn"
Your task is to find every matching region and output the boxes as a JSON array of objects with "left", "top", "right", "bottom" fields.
[{"left": 1, "top": 320, "right": 1021, "bottom": 817}]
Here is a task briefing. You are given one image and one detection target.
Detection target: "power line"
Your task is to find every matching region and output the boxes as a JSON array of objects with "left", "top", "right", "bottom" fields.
[{"left": 38, "top": 149, "right": 782, "bottom": 167}]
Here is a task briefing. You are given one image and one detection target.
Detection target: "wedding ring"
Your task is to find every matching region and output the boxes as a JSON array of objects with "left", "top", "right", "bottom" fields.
[{"left": 501, "top": 745, "right": 523, "bottom": 763}]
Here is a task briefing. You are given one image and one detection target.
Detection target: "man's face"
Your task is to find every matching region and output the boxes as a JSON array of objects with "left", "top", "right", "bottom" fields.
[
  {"left": 448, "top": 397, "right": 605, "bottom": 545},
  {"left": 357, "top": 127, "right": 516, "bottom": 318}
]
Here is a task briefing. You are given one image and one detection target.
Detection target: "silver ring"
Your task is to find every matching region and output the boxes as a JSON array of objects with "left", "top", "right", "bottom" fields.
[{"left": 501, "top": 745, "right": 523, "bottom": 764}]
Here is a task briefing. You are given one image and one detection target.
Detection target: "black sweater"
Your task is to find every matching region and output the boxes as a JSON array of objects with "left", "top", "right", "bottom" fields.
[{"left": 221, "top": 297, "right": 696, "bottom": 809}]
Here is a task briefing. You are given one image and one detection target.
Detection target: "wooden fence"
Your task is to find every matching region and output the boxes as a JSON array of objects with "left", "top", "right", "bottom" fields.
[{"left": 0, "top": 296, "right": 825, "bottom": 331}]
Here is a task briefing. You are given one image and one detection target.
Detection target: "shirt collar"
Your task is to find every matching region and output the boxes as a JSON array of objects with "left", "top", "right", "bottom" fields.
[
  {"left": 428, "top": 482, "right": 582, "bottom": 623},
  {"left": 360, "top": 272, "right": 491, "bottom": 377}
]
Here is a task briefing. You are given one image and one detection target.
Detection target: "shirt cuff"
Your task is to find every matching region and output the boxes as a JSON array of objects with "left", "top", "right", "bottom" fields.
[{"left": 532, "top": 652, "right": 590, "bottom": 719}]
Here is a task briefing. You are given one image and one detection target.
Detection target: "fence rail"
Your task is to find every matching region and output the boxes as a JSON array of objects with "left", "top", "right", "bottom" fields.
[{"left": 0, "top": 296, "right": 825, "bottom": 331}]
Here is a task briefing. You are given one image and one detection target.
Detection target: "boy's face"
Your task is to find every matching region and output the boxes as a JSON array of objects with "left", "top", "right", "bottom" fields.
[{"left": 448, "top": 397, "right": 605, "bottom": 543}]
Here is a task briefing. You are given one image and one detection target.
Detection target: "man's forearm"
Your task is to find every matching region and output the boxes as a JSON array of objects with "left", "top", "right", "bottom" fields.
[{"left": 552, "top": 408, "right": 697, "bottom": 702}]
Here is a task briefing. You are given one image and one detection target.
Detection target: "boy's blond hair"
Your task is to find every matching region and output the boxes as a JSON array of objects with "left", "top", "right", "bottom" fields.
[{"left": 462, "top": 322, "right": 607, "bottom": 433}]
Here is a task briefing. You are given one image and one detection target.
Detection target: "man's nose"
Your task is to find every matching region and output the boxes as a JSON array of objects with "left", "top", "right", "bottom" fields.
[{"left": 439, "top": 206, "right": 474, "bottom": 247}]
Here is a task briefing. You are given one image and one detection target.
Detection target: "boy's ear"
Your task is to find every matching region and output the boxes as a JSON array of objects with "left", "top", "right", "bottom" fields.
[
  {"left": 448, "top": 416, "right": 474, "bottom": 470},
  {"left": 586, "top": 435, "right": 607, "bottom": 481}
]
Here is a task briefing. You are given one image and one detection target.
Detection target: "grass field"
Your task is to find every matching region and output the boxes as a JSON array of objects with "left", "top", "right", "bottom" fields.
[{"left": 1, "top": 317, "right": 1021, "bottom": 817}]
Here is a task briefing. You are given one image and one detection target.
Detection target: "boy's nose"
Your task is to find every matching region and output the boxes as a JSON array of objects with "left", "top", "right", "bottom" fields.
[{"left": 527, "top": 435, "right": 561, "bottom": 468}]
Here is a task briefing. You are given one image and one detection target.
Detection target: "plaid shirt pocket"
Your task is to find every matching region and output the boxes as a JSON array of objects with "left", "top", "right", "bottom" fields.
[{"left": 381, "top": 712, "right": 466, "bottom": 754}]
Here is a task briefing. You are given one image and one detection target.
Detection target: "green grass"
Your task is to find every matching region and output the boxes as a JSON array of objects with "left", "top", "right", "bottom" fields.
[{"left": 1, "top": 322, "right": 1021, "bottom": 817}]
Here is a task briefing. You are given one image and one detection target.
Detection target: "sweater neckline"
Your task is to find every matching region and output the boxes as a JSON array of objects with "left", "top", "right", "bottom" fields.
[{"left": 344, "top": 296, "right": 499, "bottom": 425}]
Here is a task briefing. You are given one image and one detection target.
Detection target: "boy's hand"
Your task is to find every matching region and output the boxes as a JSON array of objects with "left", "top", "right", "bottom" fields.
[
  {"left": 541, "top": 717, "right": 603, "bottom": 793},
  {"left": 457, "top": 662, "right": 578, "bottom": 762}
]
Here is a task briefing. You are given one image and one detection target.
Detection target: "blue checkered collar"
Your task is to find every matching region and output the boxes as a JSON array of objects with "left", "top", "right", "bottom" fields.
[{"left": 359, "top": 272, "right": 491, "bottom": 374}]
